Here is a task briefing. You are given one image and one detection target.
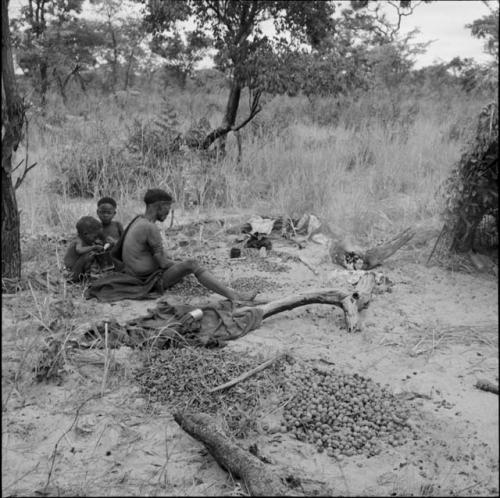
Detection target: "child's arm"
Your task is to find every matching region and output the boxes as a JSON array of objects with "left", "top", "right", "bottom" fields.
[{"left": 75, "top": 237, "right": 103, "bottom": 255}]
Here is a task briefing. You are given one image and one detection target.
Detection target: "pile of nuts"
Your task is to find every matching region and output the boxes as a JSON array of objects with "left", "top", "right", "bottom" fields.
[
  {"left": 280, "top": 362, "right": 415, "bottom": 458},
  {"left": 135, "top": 351, "right": 416, "bottom": 456},
  {"left": 230, "top": 276, "right": 283, "bottom": 294}
]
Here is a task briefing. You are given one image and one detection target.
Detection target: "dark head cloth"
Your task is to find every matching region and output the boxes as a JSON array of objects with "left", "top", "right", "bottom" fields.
[
  {"left": 98, "top": 197, "right": 117, "bottom": 208},
  {"left": 76, "top": 216, "right": 102, "bottom": 235},
  {"left": 144, "top": 189, "right": 174, "bottom": 205}
]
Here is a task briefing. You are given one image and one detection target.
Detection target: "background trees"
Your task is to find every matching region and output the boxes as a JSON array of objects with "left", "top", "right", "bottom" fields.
[
  {"left": 3, "top": 0, "right": 26, "bottom": 282},
  {"left": 2, "top": 0, "right": 498, "bottom": 282}
]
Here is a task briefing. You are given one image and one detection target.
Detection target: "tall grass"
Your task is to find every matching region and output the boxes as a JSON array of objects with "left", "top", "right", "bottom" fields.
[{"left": 14, "top": 85, "right": 494, "bottom": 243}]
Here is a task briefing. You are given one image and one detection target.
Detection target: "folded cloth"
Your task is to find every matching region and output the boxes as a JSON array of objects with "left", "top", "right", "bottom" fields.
[{"left": 85, "top": 269, "right": 164, "bottom": 302}]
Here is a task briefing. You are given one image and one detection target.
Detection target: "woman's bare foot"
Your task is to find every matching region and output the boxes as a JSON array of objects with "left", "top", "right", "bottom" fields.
[{"left": 232, "top": 290, "right": 258, "bottom": 305}]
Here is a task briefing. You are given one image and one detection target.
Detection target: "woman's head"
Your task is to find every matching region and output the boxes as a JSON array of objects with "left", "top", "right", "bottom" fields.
[{"left": 144, "top": 189, "right": 174, "bottom": 222}]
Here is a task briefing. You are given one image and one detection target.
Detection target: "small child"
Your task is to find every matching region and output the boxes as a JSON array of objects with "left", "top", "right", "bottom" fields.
[
  {"left": 64, "top": 216, "right": 105, "bottom": 282},
  {"left": 96, "top": 197, "right": 124, "bottom": 247}
]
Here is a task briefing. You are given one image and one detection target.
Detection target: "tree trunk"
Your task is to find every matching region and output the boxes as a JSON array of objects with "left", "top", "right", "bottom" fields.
[
  {"left": 123, "top": 49, "right": 135, "bottom": 90},
  {"left": 53, "top": 68, "right": 67, "bottom": 104},
  {"left": 2, "top": 0, "right": 24, "bottom": 282},
  {"left": 173, "top": 412, "right": 289, "bottom": 496},
  {"left": 218, "top": 78, "right": 241, "bottom": 154},
  {"left": 40, "top": 59, "right": 48, "bottom": 106},
  {"left": 1, "top": 168, "right": 21, "bottom": 283},
  {"left": 108, "top": 19, "right": 119, "bottom": 93}
]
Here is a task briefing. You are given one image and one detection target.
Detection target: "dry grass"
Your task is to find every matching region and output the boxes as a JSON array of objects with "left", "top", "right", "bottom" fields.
[
  {"left": 13, "top": 87, "right": 495, "bottom": 249},
  {"left": 407, "top": 322, "right": 499, "bottom": 358}
]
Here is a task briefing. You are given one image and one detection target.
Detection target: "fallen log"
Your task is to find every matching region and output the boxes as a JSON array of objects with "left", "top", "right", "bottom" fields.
[
  {"left": 329, "top": 227, "right": 415, "bottom": 270},
  {"left": 241, "top": 272, "right": 376, "bottom": 332},
  {"left": 173, "top": 411, "right": 289, "bottom": 496},
  {"left": 475, "top": 379, "right": 499, "bottom": 394}
]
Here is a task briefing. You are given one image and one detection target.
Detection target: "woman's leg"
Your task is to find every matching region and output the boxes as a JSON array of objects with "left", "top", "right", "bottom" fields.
[{"left": 161, "top": 260, "right": 256, "bottom": 301}]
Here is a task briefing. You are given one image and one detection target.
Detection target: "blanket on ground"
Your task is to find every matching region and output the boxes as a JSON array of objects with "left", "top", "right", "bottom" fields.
[
  {"left": 85, "top": 269, "right": 164, "bottom": 302},
  {"left": 82, "top": 300, "right": 264, "bottom": 348}
]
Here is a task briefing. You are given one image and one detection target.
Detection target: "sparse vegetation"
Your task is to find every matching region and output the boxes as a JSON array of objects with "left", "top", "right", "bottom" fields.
[{"left": 2, "top": 0, "right": 498, "bottom": 496}]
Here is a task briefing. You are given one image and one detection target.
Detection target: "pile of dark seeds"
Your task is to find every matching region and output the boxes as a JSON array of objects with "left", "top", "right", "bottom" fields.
[
  {"left": 169, "top": 274, "right": 211, "bottom": 298},
  {"left": 135, "top": 348, "right": 287, "bottom": 438},
  {"left": 280, "top": 362, "right": 415, "bottom": 458},
  {"left": 135, "top": 351, "right": 416, "bottom": 456},
  {"left": 230, "top": 276, "right": 284, "bottom": 294},
  {"left": 239, "top": 248, "right": 291, "bottom": 273}
]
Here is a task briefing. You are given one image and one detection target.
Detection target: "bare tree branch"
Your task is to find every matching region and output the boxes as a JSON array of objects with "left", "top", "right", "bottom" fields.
[
  {"left": 201, "top": 88, "right": 262, "bottom": 149},
  {"left": 11, "top": 159, "right": 25, "bottom": 174},
  {"left": 15, "top": 162, "right": 37, "bottom": 190}
]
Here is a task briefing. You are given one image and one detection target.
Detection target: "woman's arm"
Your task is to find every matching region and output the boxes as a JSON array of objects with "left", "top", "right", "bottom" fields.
[{"left": 146, "top": 224, "right": 175, "bottom": 269}]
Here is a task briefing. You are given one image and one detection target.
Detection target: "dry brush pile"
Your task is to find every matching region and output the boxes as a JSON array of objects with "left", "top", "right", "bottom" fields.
[
  {"left": 135, "top": 348, "right": 415, "bottom": 460},
  {"left": 433, "top": 101, "right": 498, "bottom": 260}
]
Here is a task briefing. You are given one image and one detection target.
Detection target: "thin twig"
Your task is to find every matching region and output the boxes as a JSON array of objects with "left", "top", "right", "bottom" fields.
[
  {"left": 3, "top": 463, "right": 41, "bottom": 492},
  {"left": 208, "top": 352, "right": 286, "bottom": 393},
  {"left": 101, "top": 321, "right": 110, "bottom": 396},
  {"left": 14, "top": 162, "right": 37, "bottom": 190},
  {"left": 11, "top": 158, "right": 24, "bottom": 173},
  {"left": 296, "top": 255, "right": 319, "bottom": 276},
  {"left": 45, "top": 394, "right": 100, "bottom": 489}
]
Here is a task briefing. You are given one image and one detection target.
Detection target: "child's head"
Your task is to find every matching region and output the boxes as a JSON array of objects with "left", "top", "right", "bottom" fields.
[
  {"left": 97, "top": 197, "right": 117, "bottom": 226},
  {"left": 76, "top": 216, "right": 103, "bottom": 245}
]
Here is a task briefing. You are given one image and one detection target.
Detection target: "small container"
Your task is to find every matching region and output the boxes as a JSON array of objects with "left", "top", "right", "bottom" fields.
[
  {"left": 230, "top": 247, "right": 241, "bottom": 258},
  {"left": 188, "top": 308, "right": 203, "bottom": 321}
]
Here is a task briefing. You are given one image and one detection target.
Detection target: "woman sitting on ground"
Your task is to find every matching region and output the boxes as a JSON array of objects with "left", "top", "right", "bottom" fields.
[{"left": 87, "top": 189, "right": 257, "bottom": 303}]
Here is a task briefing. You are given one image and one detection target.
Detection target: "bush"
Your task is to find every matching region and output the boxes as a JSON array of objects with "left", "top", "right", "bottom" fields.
[{"left": 47, "top": 145, "right": 143, "bottom": 198}]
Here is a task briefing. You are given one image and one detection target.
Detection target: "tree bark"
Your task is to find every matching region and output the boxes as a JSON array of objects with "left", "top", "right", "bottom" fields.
[
  {"left": 40, "top": 59, "right": 48, "bottom": 106},
  {"left": 173, "top": 412, "right": 289, "bottom": 496},
  {"left": 123, "top": 48, "right": 135, "bottom": 90},
  {"left": 2, "top": 0, "right": 24, "bottom": 282},
  {"left": 217, "top": 77, "right": 241, "bottom": 154},
  {"left": 1, "top": 168, "right": 21, "bottom": 283},
  {"left": 329, "top": 227, "right": 415, "bottom": 270},
  {"left": 236, "top": 273, "right": 376, "bottom": 333}
]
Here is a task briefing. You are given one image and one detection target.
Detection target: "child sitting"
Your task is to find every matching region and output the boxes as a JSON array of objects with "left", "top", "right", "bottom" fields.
[
  {"left": 96, "top": 197, "right": 124, "bottom": 247},
  {"left": 63, "top": 216, "right": 105, "bottom": 282}
]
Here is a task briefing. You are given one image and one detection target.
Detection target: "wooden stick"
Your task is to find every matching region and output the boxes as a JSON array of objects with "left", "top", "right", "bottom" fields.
[
  {"left": 475, "top": 379, "right": 499, "bottom": 394},
  {"left": 173, "top": 412, "right": 289, "bottom": 496},
  {"left": 296, "top": 255, "right": 319, "bottom": 275},
  {"left": 101, "top": 321, "right": 109, "bottom": 397},
  {"left": 208, "top": 352, "right": 286, "bottom": 393}
]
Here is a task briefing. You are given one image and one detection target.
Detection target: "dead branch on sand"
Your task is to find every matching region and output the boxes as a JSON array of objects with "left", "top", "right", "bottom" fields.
[
  {"left": 173, "top": 411, "right": 291, "bottom": 496},
  {"left": 235, "top": 272, "right": 376, "bottom": 333},
  {"left": 475, "top": 379, "right": 498, "bottom": 394}
]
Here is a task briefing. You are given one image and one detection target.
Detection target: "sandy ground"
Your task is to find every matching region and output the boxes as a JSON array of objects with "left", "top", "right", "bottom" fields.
[{"left": 2, "top": 220, "right": 498, "bottom": 496}]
